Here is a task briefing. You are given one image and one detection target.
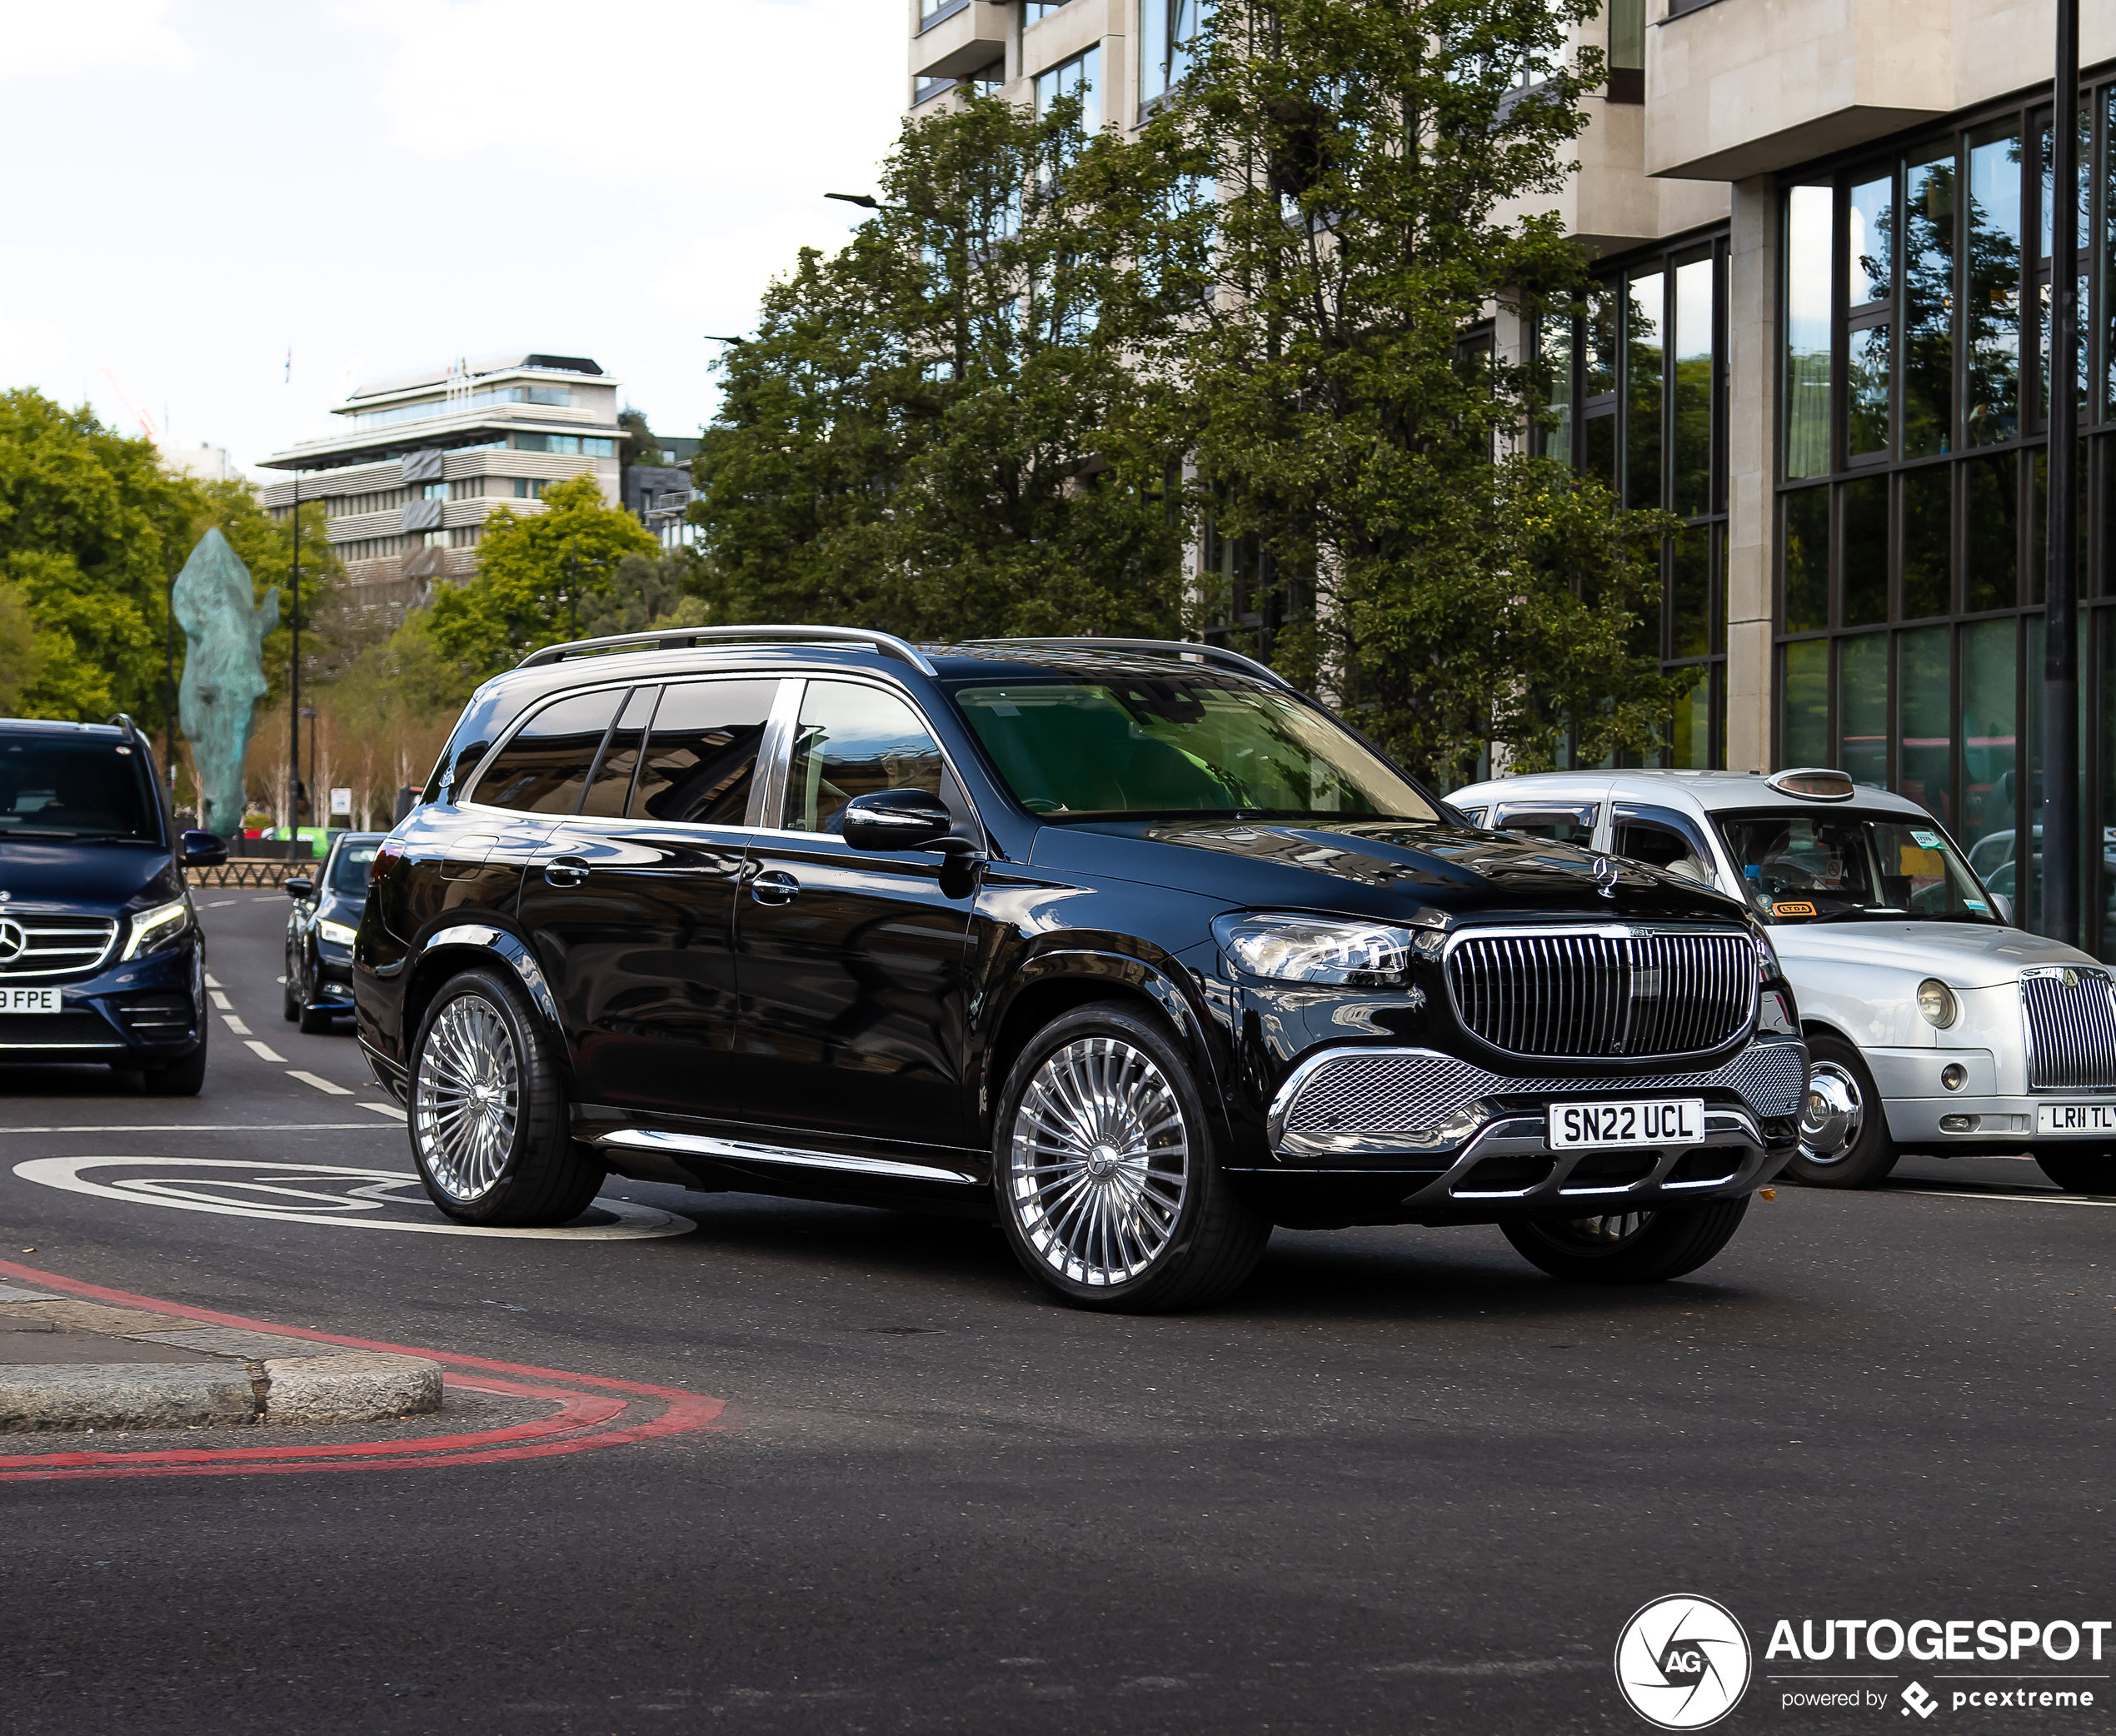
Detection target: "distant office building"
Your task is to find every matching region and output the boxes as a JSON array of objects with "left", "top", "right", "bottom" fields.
[
  {"left": 257, "top": 353, "right": 625, "bottom": 616},
  {"left": 158, "top": 441, "right": 240, "bottom": 483},
  {"left": 621, "top": 435, "right": 700, "bottom": 552}
]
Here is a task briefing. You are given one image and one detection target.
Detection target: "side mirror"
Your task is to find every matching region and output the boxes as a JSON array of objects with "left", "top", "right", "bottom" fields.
[
  {"left": 1990, "top": 892, "right": 2014, "bottom": 925},
  {"left": 283, "top": 877, "right": 316, "bottom": 900},
  {"left": 180, "top": 829, "right": 227, "bottom": 868},
  {"left": 841, "top": 789, "right": 956, "bottom": 853}
]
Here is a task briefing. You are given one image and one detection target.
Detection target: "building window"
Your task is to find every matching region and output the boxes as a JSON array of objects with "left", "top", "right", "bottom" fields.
[
  {"left": 1139, "top": 0, "right": 1205, "bottom": 112},
  {"left": 1773, "top": 77, "right": 2116, "bottom": 955},
  {"left": 1606, "top": 0, "right": 1643, "bottom": 104},
  {"left": 1546, "top": 232, "right": 1731, "bottom": 768},
  {"left": 1034, "top": 43, "right": 1100, "bottom": 133}
]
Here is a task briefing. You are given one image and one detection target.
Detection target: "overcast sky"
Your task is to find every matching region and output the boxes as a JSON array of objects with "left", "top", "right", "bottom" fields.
[{"left": 0, "top": 0, "right": 906, "bottom": 476}]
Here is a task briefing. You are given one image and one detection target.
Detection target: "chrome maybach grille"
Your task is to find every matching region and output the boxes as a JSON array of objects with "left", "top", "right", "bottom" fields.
[
  {"left": 2021, "top": 967, "right": 2116, "bottom": 1091},
  {"left": 0, "top": 915, "right": 119, "bottom": 978},
  {"left": 1444, "top": 928, "right": 1756, "bottom": 1060}
]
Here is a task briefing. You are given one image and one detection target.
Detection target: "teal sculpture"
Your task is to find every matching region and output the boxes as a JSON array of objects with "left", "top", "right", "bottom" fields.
[{"left": 174, "top": 528, "right": 279, "bottom": 837}]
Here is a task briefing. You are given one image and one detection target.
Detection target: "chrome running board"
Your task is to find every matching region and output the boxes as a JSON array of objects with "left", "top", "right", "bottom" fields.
[{"left": 599, "top": 1127, "right": 979, "bottom": 1187}]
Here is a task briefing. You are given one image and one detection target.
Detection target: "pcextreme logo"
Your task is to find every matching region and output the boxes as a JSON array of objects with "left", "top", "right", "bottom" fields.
[{"left": 1615, "top": 1594, "right": 1754, "bottom": 1729}]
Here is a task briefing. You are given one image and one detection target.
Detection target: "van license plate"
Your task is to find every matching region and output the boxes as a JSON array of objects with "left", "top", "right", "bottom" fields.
[
  {"left": 1549, "top": 1099, "right": 1704, "bottom": 1149},
  {"left": 0, "top": 988, "right": 62, "bottom": 1014},
  {"left": 2035, "top": 1101, "right": 2116, "bottom": 1135}
]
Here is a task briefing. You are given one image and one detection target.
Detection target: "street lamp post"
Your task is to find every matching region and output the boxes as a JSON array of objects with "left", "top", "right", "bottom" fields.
[
  {"left": 825, "top": 192, "right": 966, "bottom": 382},
  {"left": 288, "top": 471, "right": 302, "bottom": 837},
  {"left": 2043, "top": 0, "right": 2081, "bottom": 945},
  {"left": 163, "top": 539, "right": 177, "bottom": 800}
]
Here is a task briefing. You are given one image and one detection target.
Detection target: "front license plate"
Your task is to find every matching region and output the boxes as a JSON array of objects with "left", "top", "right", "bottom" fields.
[
  {"left": 0, "top": 987, "right": 61, "bottom": 1014},
  {"left": 2035, "top": 1101, "right": 2116, "bottom": 1135},
  {"left": 1549, "top": 1099, "right": 1705, "bottom": 1149}
]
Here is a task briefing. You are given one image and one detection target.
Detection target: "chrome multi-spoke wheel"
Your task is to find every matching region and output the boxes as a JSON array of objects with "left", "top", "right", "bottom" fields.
[
  {"left": 414, "top": 992, "right": 522, "bottom": 1202},
  {"left": 1007, "top": 1035, "right": 1190, "bottom": 1289}
]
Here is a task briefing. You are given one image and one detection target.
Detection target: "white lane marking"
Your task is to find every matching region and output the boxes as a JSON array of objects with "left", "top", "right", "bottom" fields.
[
  {"left": 361, "top": 1101, "right": 409, "bottom": 1121},
  {"left": 14, "top": 1156, "right": 694, "bottom": 1240},
  {"left": 287, "top": 1070, "right": 353, "bottom": 1096},
  {"left": 1887, "top": 1187, "right": 2114, "bottom": 1209},
  {"left": 220, "top": 1012, "right": 252, "bottom": 1035},
  {"left": 243, "top": 1040, "right": 289, "bottom": 1064},
  {"left": 276, "top": 975, "right": 287, "bottom": 985},
  {"left": 251, "top": 895, "right": 278, "bottom": 903},
  {"left": 202, "top": 900, "right": 236, "bottom": 910},
  {"left": 203, "top": 973, "right": 222, "bottom": 989},
  {"left": 208, "top": 990, "right": 233, "bottom": 1011}
]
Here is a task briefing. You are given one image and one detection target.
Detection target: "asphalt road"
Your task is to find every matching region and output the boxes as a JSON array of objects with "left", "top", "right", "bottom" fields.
[{"left": 0, "top": 892, "right": 2109, "bottom": 1736}]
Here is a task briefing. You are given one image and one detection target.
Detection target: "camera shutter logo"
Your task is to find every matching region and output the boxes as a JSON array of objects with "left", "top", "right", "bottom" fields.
[
  {"left": 0, "top": 917, "right": 26, "bottom": 967},
  {"left": 1614, "top": 1594, "right": 1751, "bottom": 1729}
]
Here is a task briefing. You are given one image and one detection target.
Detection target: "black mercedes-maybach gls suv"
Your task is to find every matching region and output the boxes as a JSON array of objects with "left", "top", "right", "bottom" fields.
[{"left": 353, "top": 629, "right": 1807, "bottom": 1311}]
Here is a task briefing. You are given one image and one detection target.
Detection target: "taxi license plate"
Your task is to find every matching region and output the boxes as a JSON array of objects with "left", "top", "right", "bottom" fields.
[
  {"left": 0, "top": 987, "right": 61, "bottom": 1014},
  {"left": 1550, "top": 1099, "right": 1704, "bottom": 1149},
  {"left": 2035, "top": 1101, "right": 2116, "bottom": 1135}
]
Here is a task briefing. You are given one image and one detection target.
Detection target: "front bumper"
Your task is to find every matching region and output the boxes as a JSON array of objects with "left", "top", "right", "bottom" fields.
[
  {"left": 1230, "top": 1035, "right": 1805, "bottom": 1226},
  {"left": 0, "top": 938, "right": 205, "bottom": 1063}
]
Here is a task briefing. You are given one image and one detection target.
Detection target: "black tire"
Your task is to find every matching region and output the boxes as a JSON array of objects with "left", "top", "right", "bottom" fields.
[
  {"left": 142, "top": 1035, "right": 208, "bottom": 1098},
  {"left": 282, "top": 959, "right": 301, "bottom": 1022},
  {"left": 297, "top": 957, "right": 336, "bottom": 1035},
  {"left": 1785, "top": 1033, "right": 1898, "bottom": 1188},
  {"left": 407, "top": 966, "right": 603, "bottom": 1227},
  {"left": 1502, "top": 1196, "right": 1749, "bottom": 1284},
  {"left": 992, "top": 1001, "right": 1270, "bottom": 1313},
  {"left": 2031, "top": 1146, "right": 2114, "bottom": 1194}
]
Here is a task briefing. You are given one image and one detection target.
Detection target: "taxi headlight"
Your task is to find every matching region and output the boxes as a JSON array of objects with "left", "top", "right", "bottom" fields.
[
  {"left": 1916, "top": 978, "right": 1959, "bottom": 1029},
  {"left": 119, "top": 896, "right": 190, "bottom": 960},
  {"left": 1214, "top": 914, "right": 1412, "bottom": 985},
  {"left": 317, "top": 919, "right": 358, "bottom": 947}
]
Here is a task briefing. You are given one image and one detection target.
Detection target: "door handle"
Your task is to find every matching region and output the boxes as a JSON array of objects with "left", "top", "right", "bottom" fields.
[
  {"left": 751, "top": 869, "right": 800, "bottom": 905},
  {"left": 542, "top": 856, "right": 589, "bottom": 889}
]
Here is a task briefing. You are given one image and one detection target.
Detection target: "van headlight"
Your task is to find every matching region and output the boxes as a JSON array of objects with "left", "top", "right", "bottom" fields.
[
  {"left": 1214, "top": 914, "right": 1412, "bottom": 985},
  {"left": 1917, "top": 979, "right": 1959, "bottom": 1028},
  {"left": 1754, "top": 929, "right": 1782, "bottom": 982},
  {"left": 317, "top": 918, "right": 358, "bottom": 947},
  {"left": 120, "top": 897, "right": 191, "bottom": 960}
]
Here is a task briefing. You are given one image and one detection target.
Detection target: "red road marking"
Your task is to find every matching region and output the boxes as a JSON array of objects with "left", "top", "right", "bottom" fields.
[{"left": 0, "top": 1259, "right": 729, "bottom": 1481}]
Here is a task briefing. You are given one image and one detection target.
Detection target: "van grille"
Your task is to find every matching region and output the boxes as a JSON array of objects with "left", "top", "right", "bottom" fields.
[
  {"left": 1445, "top": 929, "right": 1755, "bottom": 1060},
  {"left": 2022, "top": 968, "right": 2116, "bottom": 1091},
  {"left": 0, "top": 915, "right": 120, "bottom": 978}
]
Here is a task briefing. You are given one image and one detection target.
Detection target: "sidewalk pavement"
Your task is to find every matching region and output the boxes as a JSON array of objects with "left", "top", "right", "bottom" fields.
[{"left": 0, "top": 1280, "right": 442, "bottom": 1432}]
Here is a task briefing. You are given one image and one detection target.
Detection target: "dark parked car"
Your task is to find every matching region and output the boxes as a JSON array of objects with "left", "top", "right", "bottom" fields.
[
  {"left": 0, "top": 716, "right": 226, "bottom": 1093},
  {"left": 284, "top": 831, "right": 386, "bottom": 1032},
  {"left": 354, "top": 630, "right": 1807, "bottom": 1311}
]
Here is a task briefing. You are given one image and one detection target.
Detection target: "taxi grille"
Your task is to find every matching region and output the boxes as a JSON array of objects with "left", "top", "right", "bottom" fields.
[
  {"left": 1445, "top": 929, "right": 1755, "bottom": 1060},
  {"left": 0, "top": 915, "right": 120, "bottom": 978},
  {"left": 2023, "top": 969, "right": 2116, "bottom": 1090}
]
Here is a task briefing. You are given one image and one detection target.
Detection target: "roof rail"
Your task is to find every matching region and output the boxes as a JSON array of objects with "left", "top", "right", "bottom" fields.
[
  {"left": 106, "top": 712, "right": 142, "bottom": 741},
  {"left": 956, "top": 636, "right": 1295, "bottom": 691},
  {"left": 517, "top": 625, "right": 939, "bottom": 677}
]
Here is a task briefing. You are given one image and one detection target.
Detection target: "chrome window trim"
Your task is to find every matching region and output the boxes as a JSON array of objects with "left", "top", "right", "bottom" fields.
[{"left": 601, "top": 1126, "right": 977, "bottom": 1187}]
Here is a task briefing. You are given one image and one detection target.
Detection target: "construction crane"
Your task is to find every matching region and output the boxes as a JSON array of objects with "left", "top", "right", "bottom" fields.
[{"left": 98, "top": 367, "right": 161, "bottom": 443}]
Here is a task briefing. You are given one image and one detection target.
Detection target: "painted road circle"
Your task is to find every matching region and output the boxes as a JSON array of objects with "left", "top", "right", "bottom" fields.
[{"left": 14, "top": 1157, "right": 694, "bottom": 1240}]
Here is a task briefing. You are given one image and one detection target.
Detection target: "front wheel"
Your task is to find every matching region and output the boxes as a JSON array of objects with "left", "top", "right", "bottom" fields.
[
  {"left": 994, "top": 1002, "right": 1270, "bottom": 1313},
  {"left": 2032, "top": 1146, "right": 2114, "bottom": 1195},
  {"left": 409, "top": 967, "right": 603, "bottom": 1226},
  {"left": 1785, "top": 1035, "right": 1897, "bottom": 1188},
  {"left": 1503, "top": 1197, "right": 1749, "bottom": 1284}
]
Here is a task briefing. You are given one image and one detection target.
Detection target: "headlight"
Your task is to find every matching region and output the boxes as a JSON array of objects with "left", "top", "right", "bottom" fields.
[
  {"left": 1753, "top": 929, "right": 1782, "bottom": 982},
  {"left": 1214, "top": 914, "right": 1412, "bottom": 984},
  {"left": 317, "top": 919, "right": 358, "bottom": 947},
  {"left": 1917, "top": 978, "right": 1959, "bottom": 1028},
  {"left": 119, "top": 896, "right": 190, "bottom": 960}
]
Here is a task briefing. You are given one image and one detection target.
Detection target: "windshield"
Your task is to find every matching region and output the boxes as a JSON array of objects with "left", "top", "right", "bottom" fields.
[
  {"left": 329, "top": 840, "right": 381, "bottom": 896},
  {"left": 0, "top": 736, "right": 159, "bottom": 841},
  {"left": 951, "top": 677, "right": 1439, "bottom": 822},
  {"left": 1716, "top": 809, "right": 1999, "bottom": 925}
]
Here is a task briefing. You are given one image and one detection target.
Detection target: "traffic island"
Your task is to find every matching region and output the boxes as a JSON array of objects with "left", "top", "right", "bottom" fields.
[{"left": 0, "top": 1281, "right": 442, "bottom": 1433}]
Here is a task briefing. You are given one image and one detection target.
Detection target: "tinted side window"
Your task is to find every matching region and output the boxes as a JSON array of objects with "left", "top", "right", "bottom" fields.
[
  {"left": 1493, "top": 802, "right": 1599, "bottom": 846},
  {"left": 784, "top": 681, "right": 959, "bottom": 835},
  {"left": 1613, "top": 819, "right": 1714, "bottom": 885},
  {"left": 470, "top": 689, "right": 624, "bottom": 815},
  {"left": 578, "top": 686, "right": 658, "bottom": 818},
  {"left": 630, "top": 681, "right": 776, "bottom": 825}
]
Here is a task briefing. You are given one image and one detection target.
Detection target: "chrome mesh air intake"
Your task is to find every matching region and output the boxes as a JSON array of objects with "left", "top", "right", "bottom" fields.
[
  {"left": 0, "top": 915, "right": 119, "bottom": 979},
  {"left": 1444, "top": 927, "right": 1755, "bottom": 1060},
  {"left": 2022, "top": 967, "right": 2116, "bottom": 1091}
]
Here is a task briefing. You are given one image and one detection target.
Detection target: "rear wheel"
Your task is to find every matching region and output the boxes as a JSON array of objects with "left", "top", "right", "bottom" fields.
[
  {"left": 296, "top": 951, "right": 336, "bottom": 1034},
  {"left": 2032, "top": 1146, "right": 2114, "bottom": 1194},
  {"left": 282, "top": 953, "right": 301, "bottom": 1022},
  {"left": 409, "top": 967, "right": 603, "bottom": 1226},
  {"left": 1503, "top": 1197, "right": 1749, "bottom": 1284},
  {"left": 994, "top": 1002, "right": 1270, "bottom": 1314},
  {"left": 1785, "top": 1034, "right": 1897, "bottom": 1188}
]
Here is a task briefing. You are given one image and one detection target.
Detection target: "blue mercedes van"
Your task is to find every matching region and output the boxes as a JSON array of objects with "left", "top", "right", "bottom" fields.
[{"left": 0, "top": 716, "right": 227, "bottom": 1093}]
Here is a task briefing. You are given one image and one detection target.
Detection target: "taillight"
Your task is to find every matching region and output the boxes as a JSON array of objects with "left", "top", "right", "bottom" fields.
[{"left": 370, "top": 838, "right": 407, "bottom": 884}]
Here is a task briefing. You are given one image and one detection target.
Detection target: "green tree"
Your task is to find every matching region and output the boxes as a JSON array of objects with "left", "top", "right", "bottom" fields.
[
  {"left": 1116, "top": 0, "right": 1684, "bottom": 781},
  {"left": 425, "top": 471, "right": 658, "bottom": 678},
  {"left": 692, "top": 91, "right": 1192, "bottom": 641}
]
